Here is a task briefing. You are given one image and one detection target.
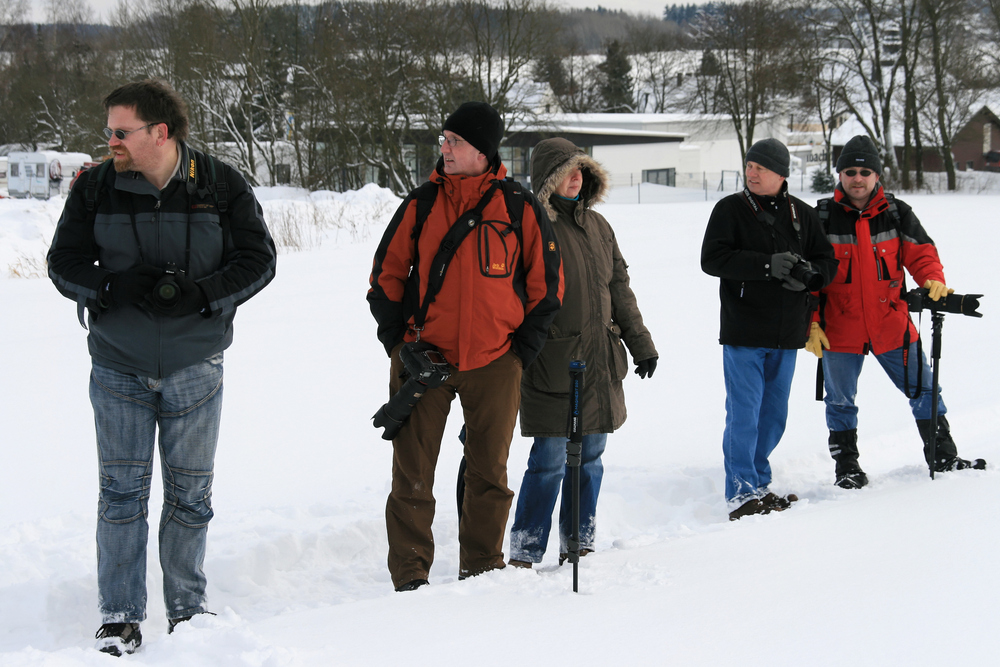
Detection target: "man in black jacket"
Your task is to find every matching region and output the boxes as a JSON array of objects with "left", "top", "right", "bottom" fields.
[
  {"left": 48, "top": 79, "right": 276, "bottom": 656},
  {"left": 702, "top": 138, "right": 836, "bottom": 521}
]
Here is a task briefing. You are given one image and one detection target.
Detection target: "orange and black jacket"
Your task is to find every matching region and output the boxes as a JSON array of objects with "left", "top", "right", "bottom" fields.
[
  {"left": 368, "top": 162, "right": 564, "bottom": 371},
  {"left": 814, "top": 183, "right": 945, "bottom": 355}
]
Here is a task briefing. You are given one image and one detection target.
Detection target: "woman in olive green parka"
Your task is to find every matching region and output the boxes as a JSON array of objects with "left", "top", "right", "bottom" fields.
[{"left": 509, "top": 137, "right": 658, "bottom": 566}]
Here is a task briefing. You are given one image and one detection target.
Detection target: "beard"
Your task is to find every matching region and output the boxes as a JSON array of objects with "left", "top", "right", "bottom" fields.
[{"left": 113, "top": 149, "right": 134, "bottom": 173}]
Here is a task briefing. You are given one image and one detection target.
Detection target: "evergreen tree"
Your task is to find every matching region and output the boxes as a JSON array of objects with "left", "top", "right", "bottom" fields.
[
  {"left": 811, "top": 168, "right": 836, "bottom": 194},
  {"left": 598, "top": 39, "right": 633, "bottom": 113}
]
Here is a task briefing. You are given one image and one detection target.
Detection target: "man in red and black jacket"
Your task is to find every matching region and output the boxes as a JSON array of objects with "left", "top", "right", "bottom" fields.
[{"left": 808, "top": 135, "right": 986, "bottom": 488}]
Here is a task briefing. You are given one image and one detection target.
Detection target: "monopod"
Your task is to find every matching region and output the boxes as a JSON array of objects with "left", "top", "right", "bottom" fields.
[
  {"left": 566, "top": 360, "right": 586, "bottom": 592},
  {"left": 924, "top": 310, "right": 945, "bottom": 480},
  {"left": 904, "top": 287, "right": 984, "bottom": 479}
]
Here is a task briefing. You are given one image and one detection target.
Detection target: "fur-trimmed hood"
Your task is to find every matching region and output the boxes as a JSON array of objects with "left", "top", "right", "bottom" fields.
[{"left": 530, "top": 137, "right": 609, "bottom": 222}]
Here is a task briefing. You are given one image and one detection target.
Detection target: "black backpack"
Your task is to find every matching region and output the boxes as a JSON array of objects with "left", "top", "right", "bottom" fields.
[{"left": 83, "top": 148, "right": 230, "bottom": 221}]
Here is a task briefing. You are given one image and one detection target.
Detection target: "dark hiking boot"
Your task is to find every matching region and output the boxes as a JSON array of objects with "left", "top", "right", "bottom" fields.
[
  {"left": 458, "top": 561, "right": 506, "bottom": 580},
  {"left": 829, "top": 429, "right": 867, "bottom": 489},
  {"left": 916, "top": 416, "right": 986, "bottom": 472},
  {"left": 167, "top": 616, "right": 191, "bottom": 634},
  {"left": 395, "top": 579, "right": 429, "bottom": 592},
  {"left": 558, "top": 549, "right": 593, "bottom": 566},
  {"left": 932, "top": 456, "right": 987, "bottom": 473},
  {"left": 167, "top": 611, "right": 215, "bottom": 634},
  {"left": 508, "top": 559, "right": 533, "bottom": 569},
  {"left": 760, "top": 492, "right": 798, "bottom": 511},
  {"left": 728, "top": 498, "right": 770, "bottom": 521},
  {"left": 95, "top": 622, "right": 141, "bottom": 656},
  {"left": 836, "top": 471, "right": 869, "bottom": 489}
]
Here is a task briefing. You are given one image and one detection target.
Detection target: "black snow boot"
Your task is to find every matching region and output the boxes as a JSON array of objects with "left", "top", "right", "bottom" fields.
[
  {"left": 829, "top": 429, "right": 869, "bottom": 489},
  {"left": 916, "top": 416, "right": 987, "bottom": 472},
  {"left": 95, "top": 622, "right": 142, "bottom": 656}
]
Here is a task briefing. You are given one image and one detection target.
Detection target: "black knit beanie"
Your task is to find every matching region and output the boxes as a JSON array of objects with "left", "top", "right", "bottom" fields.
[
  {"left": 442, "top": 102, "right": 504, "bottom": 162},
  {"left": 745, "top": 138, "right": 790, "bottom": 178},
  {"left": 836, "top": 135, "right": 883, "bottom": 176}
]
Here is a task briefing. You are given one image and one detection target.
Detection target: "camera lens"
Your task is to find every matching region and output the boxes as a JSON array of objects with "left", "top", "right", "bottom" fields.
[
  {"left": 157, "top": 283, "right": 178, "bottom": 302},
  {"left": 152, "top": 275, "right": 181, "bottom": 308}
]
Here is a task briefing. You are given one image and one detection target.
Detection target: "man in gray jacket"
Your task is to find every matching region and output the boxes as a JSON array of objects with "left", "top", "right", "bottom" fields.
[{"left": 47, "top": 79, "right": 276, "bottom": 656}]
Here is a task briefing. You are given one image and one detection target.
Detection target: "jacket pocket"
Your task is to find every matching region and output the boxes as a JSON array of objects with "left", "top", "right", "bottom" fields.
[
  {"left": 608, "top": 323, "right": 628, "bottom": 381},
  {"left": 833, "top": 246, "right": 852, "bottom": 284},
  {"left": 477, "top": 219, "right": 518, "bottom": 278},
  {"left": 527, "top": 334, "right": 581, "bottom": 393}
]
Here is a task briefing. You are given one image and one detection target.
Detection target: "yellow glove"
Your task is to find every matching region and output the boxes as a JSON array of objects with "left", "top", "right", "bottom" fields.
[
  {"left": 923, "top": 279, "right": 954, "bottom": 302},
  {"left": 805, "top": 322, "right": 830, "bottom": 358}
]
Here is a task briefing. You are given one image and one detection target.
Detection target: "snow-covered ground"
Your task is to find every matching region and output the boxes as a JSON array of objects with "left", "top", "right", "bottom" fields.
[{"left": 1, "top": 182, "right": 998, "bottom": 665}]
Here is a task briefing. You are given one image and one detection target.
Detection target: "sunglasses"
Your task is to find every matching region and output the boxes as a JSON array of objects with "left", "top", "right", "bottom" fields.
[
  {"left": 103, "top": 123, "right": 158, "bottom": 141},
  {"left": 843, "top": 168, "right": 873, "bottom": 178}
]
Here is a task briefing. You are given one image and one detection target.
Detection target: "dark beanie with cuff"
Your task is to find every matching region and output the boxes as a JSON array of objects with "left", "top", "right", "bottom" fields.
[
  {"left": 745, "top": 138, "right": 790, "bottom": 178},
  {"left": 442, "top": 102, "right": 504, "bottom": 162},
  {"left": 836, "top": 135, "right": 883, "bottom": 176}
]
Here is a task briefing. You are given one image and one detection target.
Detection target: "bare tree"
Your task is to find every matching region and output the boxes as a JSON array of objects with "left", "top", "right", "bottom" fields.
[
  {"left": 690, "top": 0, "right": 807, "bottom": 161},
  {"left": 896, "top": 0, "right": 925, "bottom": 190},
  {"left": 629, "top": 22, "right": 691, "bottom": 113},
  {"left": 918, "top": 0, "right": 992, "bottom": 190},
  {"left": 455, "top": 0, "right": 557, "bottom": 131},
  {"left": 817, "top": 0, "right": 907, "bottom": 181},
  {"left": 44, "top": 0, "right": 93, "bottom": 24}
]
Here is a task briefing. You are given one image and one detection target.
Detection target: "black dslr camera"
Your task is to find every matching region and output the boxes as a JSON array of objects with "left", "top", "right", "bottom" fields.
[
  {"left": 372, "top": 342, "right": 452, "bottom": 440},
  {"left": 152, "top": 262, "right": 183, "bottom": 310},
  {"left": 905, "top": 287, "right": 983, "bottom": 318},
  {"left": 786, "top": 253, "right": 825, "bottom": 291}
]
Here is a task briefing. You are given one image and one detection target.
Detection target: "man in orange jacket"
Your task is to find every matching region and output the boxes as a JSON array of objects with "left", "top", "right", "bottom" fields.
[
  {"left": 368, "top": 102, "right": 563, "bottom": 590},
  {"left": 809, "top": 135, "right": 985, "bottom": 488}
]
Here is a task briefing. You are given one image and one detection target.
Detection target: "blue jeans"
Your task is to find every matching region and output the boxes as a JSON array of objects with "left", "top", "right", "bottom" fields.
[
  {"left": 722, "top": 346, "right": 796, "bottom": 502},
  {"left": 823, "top": 342, "right": 945, "bottom": 432},
  {"left": 90, "top": 354, "right": 224, "bottom": 623},
  {"left": 509, "top": 434, "right": 608, "bottom": 563}
]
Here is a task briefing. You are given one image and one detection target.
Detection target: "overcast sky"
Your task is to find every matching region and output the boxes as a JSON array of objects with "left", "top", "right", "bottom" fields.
[{"left": 35, "top": 0, "right": 666, "bottom": 24}]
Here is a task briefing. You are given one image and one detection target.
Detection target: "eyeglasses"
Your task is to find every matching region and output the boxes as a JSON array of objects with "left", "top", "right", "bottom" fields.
[
  {"left": 438, "top": 134, "right": 467, "bottom": 148},
  {"left": 843, "top": 168, "right": 873, "bottom": 178},
  {"left": 103, "top": 123, "right": 158, "bottom": 141}
]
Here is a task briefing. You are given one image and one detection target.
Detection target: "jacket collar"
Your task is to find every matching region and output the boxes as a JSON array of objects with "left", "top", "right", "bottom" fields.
[
  {"left": 834, "top": 181, "right": 889, "bottom": 219},
  {"left": 430, "top": 159, "right": 507, "bottom": 199}
]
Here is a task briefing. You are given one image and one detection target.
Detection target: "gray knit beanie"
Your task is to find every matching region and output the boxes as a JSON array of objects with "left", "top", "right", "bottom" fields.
[
  {"left": 745, "top": 138, "right": 790, "bottom": 178},
  {"left": 836, "top": 135, "right": 883, "bottom": 176}
]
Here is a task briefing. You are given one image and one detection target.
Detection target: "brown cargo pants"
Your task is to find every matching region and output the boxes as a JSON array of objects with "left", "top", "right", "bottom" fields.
[{"left": 385, "top": 345, "right": 521, "bottom": 589}]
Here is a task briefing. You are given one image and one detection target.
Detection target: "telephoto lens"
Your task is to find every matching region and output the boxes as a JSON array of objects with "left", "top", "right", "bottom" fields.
[
  {"left": 372, "top": 342, "right": 452, "bottom": 440},
  {"left": 905, "top": 287, "right": 983, "bottom": 318}
]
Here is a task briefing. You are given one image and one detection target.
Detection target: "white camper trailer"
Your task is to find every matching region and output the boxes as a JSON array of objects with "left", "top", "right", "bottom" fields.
[
  {"left": 6, "top": 151, "right": 93, "bottom": 199},
  {"left": 0, "top": 156, "right": 8, "bottom": 194}
]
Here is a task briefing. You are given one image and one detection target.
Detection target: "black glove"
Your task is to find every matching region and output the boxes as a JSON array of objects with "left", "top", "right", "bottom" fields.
[
  {"left": 144, "top": 273, "right": 209, "bottom": 317},
  {"left": 634, "top": 357, "right": 657, "bottom": 379},
  {"left": 769, "top": 252, "right": 797, "bottom": 280},
  {"left": 100, "top": 264, "right": 162, "bottom": 309}
]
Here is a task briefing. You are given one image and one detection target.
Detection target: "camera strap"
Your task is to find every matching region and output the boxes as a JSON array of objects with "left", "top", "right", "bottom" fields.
[
  {"left": 412, "top": 179, "right": 503, "bottom": 337},
  {"left": 742, "top": 187, "right": 801, "bottom": 245}
]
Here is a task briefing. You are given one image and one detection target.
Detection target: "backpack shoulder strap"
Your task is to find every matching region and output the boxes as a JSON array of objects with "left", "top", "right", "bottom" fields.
[
  {"left": 412, "top": 180, "right": 502, "bottom": 332},
  {"left": 190, "top": 149, "right": 230, "bottom": 214},
  {"left": 410, "top": 180, "right": 439, "bottom": 241},
  {"left": 499, "top": 177, "right": 524, "bottom": 229},
  {"left": 83, "top": 159, "right": 115, "bottom": 216},
  {"left": 884, "top": 192, "right": 901, "bottom": 226},
  {"left": 817, "top": 197, "right": 831, "bottom": 224}
]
